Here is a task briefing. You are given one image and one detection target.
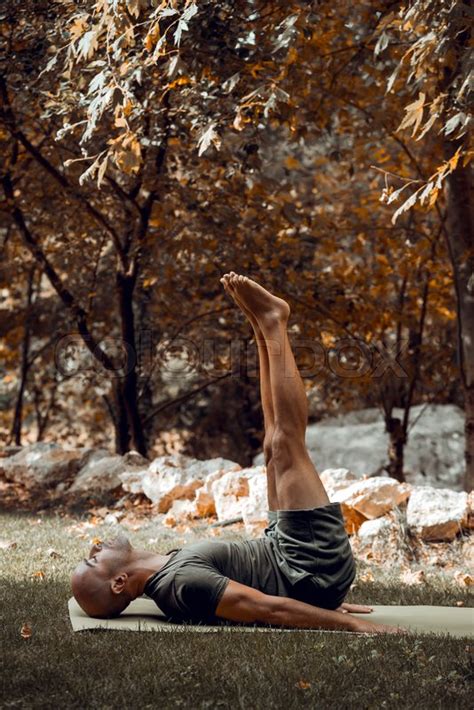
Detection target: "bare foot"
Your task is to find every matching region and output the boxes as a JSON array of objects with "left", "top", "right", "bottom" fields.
[
  {"left": 221, "top": 273, "right": 261, "bottom": 336},
  {"left": 220, "top": 273, "right": 290, "bottom": 330}
]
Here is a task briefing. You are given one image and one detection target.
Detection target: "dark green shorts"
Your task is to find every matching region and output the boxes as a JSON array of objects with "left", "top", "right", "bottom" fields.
[{"left": 264, "top": 502, "right": 356, "bottom": 609}]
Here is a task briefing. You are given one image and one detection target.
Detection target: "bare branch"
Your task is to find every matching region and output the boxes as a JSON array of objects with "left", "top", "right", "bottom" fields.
[
  {"left": 142, "top": 371, "right": 234, "bottom": 427},
  {"left": 0, "top": 76, "right": 128, "bottom": 272},
  {"left": 2, "top": 169, "right": 116, "bottom": 372}
]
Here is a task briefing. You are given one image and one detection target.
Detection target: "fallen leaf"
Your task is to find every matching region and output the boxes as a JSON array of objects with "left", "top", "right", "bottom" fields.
[
  {"left": 295, "top": 680, "right": 311, "bottom": 690},
  {"left": 20, "top": 622, "right": 32, "bottom": 639},
  {"left": 46, "top": 548, "right": 62, "bottom": 559},
  {"left": 31, "top": 570, "right": 45, "bottom": 580},
  {"left": 454, "top": 572, "right": 473, "bottom": 587},
  {"left": 400, "top": 570, "right": 425, "bottom": 585},
  {"left": 91, "top": 537, "right": 103, "bottom": 546},
  {"left": 456, "top": 601, "right": 465, "bottom": 607},
  {"left": 0, "top": 539, "right": 17, "bottom": 550}
]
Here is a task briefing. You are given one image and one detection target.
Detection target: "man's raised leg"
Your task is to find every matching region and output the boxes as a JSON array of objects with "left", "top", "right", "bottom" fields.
[
  {"left": 228, "top": 274, "right": 330, "bottom": 511},
  {"left": 221, "top": 272, "right": 279, "bottom": 511}
]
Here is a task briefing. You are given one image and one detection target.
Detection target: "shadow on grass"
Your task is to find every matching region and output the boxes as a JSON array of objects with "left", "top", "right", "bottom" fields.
[{"left": 2, "top": 577, "right": 473, "bottom": 710}]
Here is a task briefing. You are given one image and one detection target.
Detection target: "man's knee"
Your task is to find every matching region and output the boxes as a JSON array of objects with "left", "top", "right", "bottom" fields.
[
  {"left": 271, "top": 425, "right": 302, "bottom": 471},
  {"left": 263, "top": 428, "right": 275, "bottom": 466}
]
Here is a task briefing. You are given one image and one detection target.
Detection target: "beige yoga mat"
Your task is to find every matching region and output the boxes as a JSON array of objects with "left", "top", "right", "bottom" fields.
[{"left": 68, "top": 597, "right": 474, "bottom": 638}]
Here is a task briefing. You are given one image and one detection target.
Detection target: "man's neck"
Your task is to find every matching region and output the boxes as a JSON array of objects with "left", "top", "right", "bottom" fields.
[{"left": 127, "top": 550, "right": 173, "bottom": 598}]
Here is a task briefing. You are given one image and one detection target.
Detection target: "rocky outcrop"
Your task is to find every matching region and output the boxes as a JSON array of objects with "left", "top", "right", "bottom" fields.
[
  {"left": 0, "top": 442, "right": 92, "bottom": 489},
  {"left": 319, "top": 468, "right": 357, "bottom": 499},
  {"left": 70, "top": 450, "right": 149, "bottom": 494},
  {"left": 240, "top": 469, "right": 269, "bottom": 533},
  {"left": 356, "top": 515, "right": 403, "bottom": 558},
  {"left": 2, "top": 439, "right": 471, "bottom": 547},
  {"left": 406, "top": 487, "right": 469, "bottom": 541},
  {"left": 357, "top": 516, "right": 398, "bottom": 544},
  {"left": 211, "top": 469, "right": 252, "bottom": 521},
  {"left": 120, "top": 454, "right": 241, "bottom": 512},
  {"left": 332, "top": 477, "right": 411, "bottom": 520}
]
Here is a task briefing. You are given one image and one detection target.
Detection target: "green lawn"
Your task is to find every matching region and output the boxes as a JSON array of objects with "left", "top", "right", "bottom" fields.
[{"left": 1, "top": 511, "right": 473, "bottom": 709}]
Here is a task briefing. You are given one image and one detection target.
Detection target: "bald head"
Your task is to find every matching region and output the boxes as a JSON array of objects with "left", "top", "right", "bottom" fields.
[{"left": 71, "top": 533, "right": 134, "bottom": 618}]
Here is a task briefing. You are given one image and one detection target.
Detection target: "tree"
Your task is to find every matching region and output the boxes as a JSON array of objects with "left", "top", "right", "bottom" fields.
[
  {"left": 0, "top": 0, "right": 462, "bottom": 481},
  {"left": 376, "top": 0, "right": 473, "bottom": 490}
]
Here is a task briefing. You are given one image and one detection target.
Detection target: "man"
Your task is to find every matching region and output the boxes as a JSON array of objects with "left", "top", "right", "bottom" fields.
[{"left": 72, "top": 273, "right": 402, "bottom": 634}]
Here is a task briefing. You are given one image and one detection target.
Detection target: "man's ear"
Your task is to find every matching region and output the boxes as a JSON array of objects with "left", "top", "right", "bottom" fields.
[{"left": 110, "top": 573, "right": 128, "bottom": 595}]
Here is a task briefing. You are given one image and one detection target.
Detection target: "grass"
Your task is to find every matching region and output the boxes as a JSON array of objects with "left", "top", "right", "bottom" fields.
[{"left": 1, "top": 511, "right": 473, "bottom": 709}]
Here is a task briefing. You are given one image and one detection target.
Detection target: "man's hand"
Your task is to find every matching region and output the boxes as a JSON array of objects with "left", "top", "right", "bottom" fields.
[
  {"left": 352, "top": 618, "right": 409, "bottom": 635},
  {"left": 336, "top": 603, "right": 373, "bottom": 614}
]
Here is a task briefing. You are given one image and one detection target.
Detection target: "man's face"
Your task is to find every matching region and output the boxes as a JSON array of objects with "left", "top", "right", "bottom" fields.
[{"left": 82, "top": 533, "right": 132, "bottom": 574}]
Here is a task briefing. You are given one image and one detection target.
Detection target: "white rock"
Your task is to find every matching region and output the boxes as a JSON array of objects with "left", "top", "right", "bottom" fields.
[
  {"left": 211, "top": 470, "right": 250, "bottom": 521},
  {"left": 143, "top": 454, "right": 202, "bottom": 506},
  {"left": 211, "top": 465, "right": 265, "bottom": 522},
  {"left": 241, "top": 470, "right": 269, "bottom": 533},
  {"left": 185, "top": 457, "right": 241, "bottom": 479},
  {"left": 167, "top": 498, "right": 198, "bottom": 519},
  {"left": 202, "top": 468, "right": 232, "bottom": 494},
  {"left": 194, "top": 487, "right": 216, "bottom": 517},
  {"left": 0, "top": 443, "right": 94, "bottom": 489},
  {"left": 406, "top": 487, "right": 469, "bottom": 541},
  {"left": 118, "top": 468, "right": 152, "bottom": 495},
  {"left": 122, "top": 450, "right": 149, "bottom": 467},
  {"left": 319, "top": 468, "right": 358, "bottom": 500},
  {"left": 70, "top": 450, "right": 139, "bottom": 494},
  {"left": 332, "top": 477, "right": 411, "bottom": 520},
  {"left": 253, "top": 404, "right": 466, "bottom": 489},
  {"left": 358, "top": 516, "right": 397, "bottom": 544},
  {"left": 467, "top": 491, "right": 474, "bottom": 530},
  {"left": 120, "top": 454, "right": 240, "bottom": 511}
]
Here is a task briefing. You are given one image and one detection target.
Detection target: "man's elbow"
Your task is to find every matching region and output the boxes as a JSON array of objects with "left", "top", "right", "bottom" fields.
[{"left": 216, "top": 588, "right": 283, "bottom": 625}]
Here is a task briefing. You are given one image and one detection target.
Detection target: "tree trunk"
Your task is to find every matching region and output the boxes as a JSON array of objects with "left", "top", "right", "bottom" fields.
[
  {"left": 10, "top": 366, "right": 28, "bottom": 445},
  {"left": 9, "top": 267, "right": 35, "bottom": 445},
  {"left": 444, "top": 149, "right": 474, "bottom": 491},
  {"left": 135, "top": 269, "right": 158, "bottom": 451},
  {"left": 116, "top": 272, "right": 147, "bottom": 456},
  {"left": 112, "top": 380, "right": 131, "bottom": 454},
  {"left": 385, "top": 416, "right": 406, "bottom": 483}
]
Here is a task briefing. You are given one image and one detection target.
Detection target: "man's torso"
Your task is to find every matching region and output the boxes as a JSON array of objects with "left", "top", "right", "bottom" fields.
[{"left": 144, "top": 537, "right": 293, "bottom": 622}]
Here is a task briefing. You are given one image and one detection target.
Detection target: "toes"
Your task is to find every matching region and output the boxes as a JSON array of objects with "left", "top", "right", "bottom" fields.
[
  {"left": 221, "top": 275, "right": 238, "bottom": 297},
  {"left": 220, "top": 275, "right": 234, "bottom": 295},
  {"left": 221, "top": 274, "right": 234, "bottom": 289}
]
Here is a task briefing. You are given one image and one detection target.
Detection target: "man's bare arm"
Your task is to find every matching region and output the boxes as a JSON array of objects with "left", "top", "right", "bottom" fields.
[{"left": 215, "top": 580, "right": 402, "bottom": 634}]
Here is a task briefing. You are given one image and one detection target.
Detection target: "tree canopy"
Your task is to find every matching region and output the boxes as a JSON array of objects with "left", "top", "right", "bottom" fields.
[{"left": 1, "top": 1, "right": 471, "bottom": 488}]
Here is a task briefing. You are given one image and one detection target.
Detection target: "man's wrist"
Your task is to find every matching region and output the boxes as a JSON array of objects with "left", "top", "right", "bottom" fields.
[{"left": 272, "top": 596, "right": 363, "bottom": 632}]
